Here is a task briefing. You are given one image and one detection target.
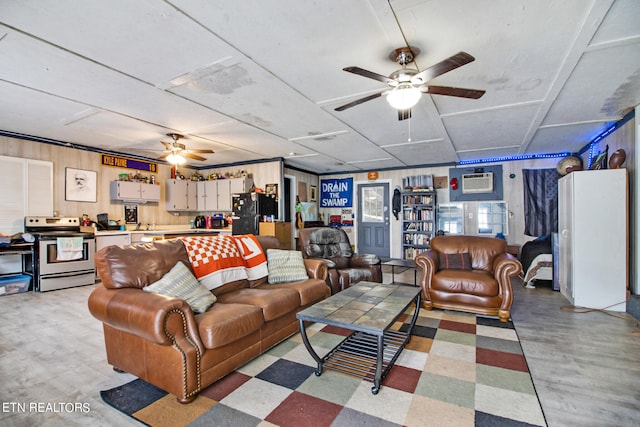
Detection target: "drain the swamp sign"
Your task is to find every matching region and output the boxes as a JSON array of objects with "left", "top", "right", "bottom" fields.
[{"left": 320, "top": 178, "right": 353, "bottom": 207}]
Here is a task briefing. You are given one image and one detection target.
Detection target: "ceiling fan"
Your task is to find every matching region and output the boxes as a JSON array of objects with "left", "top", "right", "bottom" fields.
[
  {"left": 335, "top": 47, "right": 485, "bottom": 119},
  {"left": 158, "top": 133, "right": 214, "bottom": 164}
]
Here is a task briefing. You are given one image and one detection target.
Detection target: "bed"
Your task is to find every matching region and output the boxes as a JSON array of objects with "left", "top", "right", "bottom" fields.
[{"left": 520, "top": 234, "right": 556, "bottom": 289}]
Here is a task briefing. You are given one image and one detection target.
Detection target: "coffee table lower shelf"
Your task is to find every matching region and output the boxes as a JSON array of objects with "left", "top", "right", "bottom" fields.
[
  {"left": 322, "top": 329, "right": 410, "bottom": 392},
  {"left": 298, "top": 296, "right": 420, "bottom": 395}
]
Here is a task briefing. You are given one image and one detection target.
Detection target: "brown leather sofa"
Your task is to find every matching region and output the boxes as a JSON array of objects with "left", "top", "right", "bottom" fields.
[
  {"left": 88, "top": 236, "right": 329, "bottom": 403},
  {"left": 415, "top": 235, "right": 522, "bottom": 322},
  {"left": 297, "top": 227, "right": 382, "bottom": 294}
]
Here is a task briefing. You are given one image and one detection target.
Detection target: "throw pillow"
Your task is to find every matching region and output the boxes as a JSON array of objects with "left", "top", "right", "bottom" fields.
[
  {"left": 180, "top": 235, "right": 248, "bottom": 290},
  {"left": 267, "top": 249, "right": 309, "bottom": 284},
  {"left": 233, "top": 234, "right": 268, "bottom": 280},
  {"left": 438, "top": 252, "right": 472, "bottom": 270},
  {"left": 143, "top": 261, "right": 216, "bottom": 313}
]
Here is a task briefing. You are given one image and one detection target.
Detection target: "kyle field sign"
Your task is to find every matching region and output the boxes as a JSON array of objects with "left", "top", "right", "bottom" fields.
[{"left": 320, "top": 178, "right": 353, "bottom": 207}]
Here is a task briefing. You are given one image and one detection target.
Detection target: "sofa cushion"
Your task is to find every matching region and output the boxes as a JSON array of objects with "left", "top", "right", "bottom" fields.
[
  {"left": 438, "top": 252, "right": 472, "bottom": 270},
  {"left": 216, "top": 288, "right": 300, "bottom": 321},
  {"left": 195, "top": 303, "right": 264, "bottom": 349},
  {"left": 266, "top": 249, "right": 309, "bottom": 284},
  {"left": 257, "top": 278, "right": 330, "bottom": 306},
  {"left": 431, "top": 269, "right": 498, "bottom": 297},
  {"left": 143, "top": 261, "right": 217, "bottom": 313},
  {"left": 180, "top": 235, "right": 248, "bottom": 290}
]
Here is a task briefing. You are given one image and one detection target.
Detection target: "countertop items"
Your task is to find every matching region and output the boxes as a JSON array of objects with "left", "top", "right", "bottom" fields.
[{"left": 95, "top": 228, "right": 232, "bottom": 237}]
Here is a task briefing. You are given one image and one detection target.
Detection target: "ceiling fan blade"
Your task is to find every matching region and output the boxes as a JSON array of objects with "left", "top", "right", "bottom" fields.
[
  {"left": 335, "top": 91, "right": 385, "bottom": 111},
  {"left": 411, "top": 51, "right": 475, "bottom": 85},
  {"left": 398, "top": 109, "right": 412, "bottom": 121},
  {"left": 422, "top": 85, "right": 485, "bottom": 99},
  {"left": 183, "top": 152, "right": 207, "bottom": 161},
  {"left": 186, "top": 149, "right": 215, "bottom": 154},
  {"left": 343, "top": 67, "right": 398, "bottom": 86},
  {"left": 158, "top": 153, "right": 169, "bottom": 160},
  {"left": 161, "top": 141, "right": 173, "bottom": 150}
]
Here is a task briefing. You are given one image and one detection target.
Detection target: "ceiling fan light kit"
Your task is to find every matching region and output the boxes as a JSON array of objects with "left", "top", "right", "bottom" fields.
[
  {"left": 158, "top": 132, "right": 214, "bottom": 164},
  {"left": 387, "top": 83, "right": 422, "bottom": 110},
  {"left": 336, "top": 48, "right": 485, "bottom": 117},
  {"left": 166, "top": 152, "right": 187, "bottom": 165}
]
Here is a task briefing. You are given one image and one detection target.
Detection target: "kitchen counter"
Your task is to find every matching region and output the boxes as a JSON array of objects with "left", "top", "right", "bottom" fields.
[{"left": 94, "top": 228, "right": 232, "bottom": 246}]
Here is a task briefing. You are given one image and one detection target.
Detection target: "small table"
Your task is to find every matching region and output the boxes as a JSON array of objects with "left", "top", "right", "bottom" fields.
[
  {"left": 382, "top": 258, "right": 417, "bottom": 285},
  {"left": 296, "top": 282, "right": 421, "bottom": 394}
]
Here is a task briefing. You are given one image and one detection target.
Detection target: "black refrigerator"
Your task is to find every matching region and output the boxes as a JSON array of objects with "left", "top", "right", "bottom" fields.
[{"left": 232, "top": 192, "right": 278, "bottom": 235}]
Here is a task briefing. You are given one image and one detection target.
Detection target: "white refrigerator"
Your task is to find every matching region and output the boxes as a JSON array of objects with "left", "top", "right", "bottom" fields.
[{"left": 558, "top": 169, "right": 628, "bottom": 312}]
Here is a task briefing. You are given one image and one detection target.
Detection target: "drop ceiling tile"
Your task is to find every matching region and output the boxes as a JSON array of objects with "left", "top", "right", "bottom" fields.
[
  {"left": 383, "top": 139, "right": 457, "bottom": 166},
  {"left": 590, "top": 0, "right": 640, "bottom": 45},
  {"left": 543, "top": 43, "right": 640, "bottom": 125},
  {"left": 527, "top": 122, "right": 616, "bottom": 155},
  {"left": 442, "top": 103, "right": 540, "bottom": 152}
]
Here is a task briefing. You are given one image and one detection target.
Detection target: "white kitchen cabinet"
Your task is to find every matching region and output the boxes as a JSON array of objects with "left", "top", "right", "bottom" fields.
[
  {"left": 230, "top": 176, "right": 253, "bottom": 195},
  {"left": 558, "top": 169, "right": 628, "bottom": 312},
  {"left": 96, "top": 233, "right": 131, "bottom": 252},
  {"left": 197, "top": 177, "right": 253, "bottom": 212},
  {"left": 110, "top": 181, "right": 160, "bottom": 203},
  {"left": 197, "top": 181, "right": 224, "bottom": 211},
  {"left": 165, "top": 179, "right": 197, "bottom": 211}
]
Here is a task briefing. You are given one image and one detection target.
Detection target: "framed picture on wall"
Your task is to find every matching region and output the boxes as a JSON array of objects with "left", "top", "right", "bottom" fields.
[
  {"left": 310, "top": 185, "right": 317, "bottom": 202},
  {"left": 65, "top": 168, "right": 97, "bottom": 202},
  {"left": 265, "top": 183, "right": 278, "bottom": 195}
]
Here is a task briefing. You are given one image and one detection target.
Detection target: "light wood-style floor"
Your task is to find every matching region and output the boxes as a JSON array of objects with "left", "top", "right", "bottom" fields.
[{"left": 1, "top": 269, "right": 638, "bottom": 426}]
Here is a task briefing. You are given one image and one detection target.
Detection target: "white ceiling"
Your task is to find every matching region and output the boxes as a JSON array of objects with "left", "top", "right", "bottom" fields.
[{"left": 0, "top": 0, "right": 638, "bottom": 173}]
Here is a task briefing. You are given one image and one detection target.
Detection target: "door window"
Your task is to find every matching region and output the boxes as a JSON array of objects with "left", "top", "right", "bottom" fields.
[{"left": 361, "top": 186, "right": 384, "bottom": 222}]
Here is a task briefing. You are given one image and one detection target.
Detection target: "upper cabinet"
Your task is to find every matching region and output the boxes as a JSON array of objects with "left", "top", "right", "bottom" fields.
[
  {"left": 197, "top": 180, "right": 230, "bottom": 212},
  {"left": 165, "top": 179, "right": 197, "bottom": 211},
  {"left": 229, "top": 176, "right": 253, "bottom": 195},
  {"left": 110, "top": 181, "right": 160, "bottom": 203},
  {"left": 196, "top": 177, "right": 254, "bottom": 213}
]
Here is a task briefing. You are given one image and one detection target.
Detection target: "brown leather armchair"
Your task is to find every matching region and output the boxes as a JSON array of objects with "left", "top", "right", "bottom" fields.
[
  {"left": 297, "top": 227, "right": 382, "bottom": 294},
  {"left": 415, "top": 235, "right": 522, "bottom": 322}
]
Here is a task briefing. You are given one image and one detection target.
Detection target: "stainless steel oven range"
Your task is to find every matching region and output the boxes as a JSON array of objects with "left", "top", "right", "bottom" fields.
[{"left": 24, "top": 216, "right": 96, "bottom": 292}]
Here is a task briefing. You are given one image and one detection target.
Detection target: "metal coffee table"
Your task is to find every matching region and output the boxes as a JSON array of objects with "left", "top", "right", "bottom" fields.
[{"left": 296, "top": 282, "right": 421, "bottom": 394}]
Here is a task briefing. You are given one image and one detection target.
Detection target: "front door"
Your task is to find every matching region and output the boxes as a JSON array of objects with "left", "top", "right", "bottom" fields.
[{"left": 357, "top": 182, "right": 390, "bottom": 258}]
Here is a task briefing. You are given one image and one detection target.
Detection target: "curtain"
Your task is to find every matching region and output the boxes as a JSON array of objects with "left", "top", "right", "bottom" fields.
[{"left": 523, "top": 169, "right": 560, "bottom": 236}]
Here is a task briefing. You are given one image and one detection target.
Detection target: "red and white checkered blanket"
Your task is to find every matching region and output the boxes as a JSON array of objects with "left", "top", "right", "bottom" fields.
[
  {"left": 233, "top": 234, "right": 268, "bottom": 280},
  {"left": 180, "top": 235, "right": 247, "bottom": 290},
  {"left": 180, "top": 234, "right": 268, "bottom": 290}
]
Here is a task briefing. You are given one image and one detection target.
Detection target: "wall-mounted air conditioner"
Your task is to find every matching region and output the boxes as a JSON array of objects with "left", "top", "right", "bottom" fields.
[{"left": 461, "top": 172, "right": 494, "bottom": 194}]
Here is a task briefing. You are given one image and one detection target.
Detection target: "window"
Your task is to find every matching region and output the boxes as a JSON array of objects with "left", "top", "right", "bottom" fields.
[
  {"left": 437, "top": 201, "right": 508, "bottom": 236},
  {"left": 477, "top": 201, "right": 508, "bottom": 235},
  {"left": 437, "top": 203, "right": 464, "bottom": 234}
]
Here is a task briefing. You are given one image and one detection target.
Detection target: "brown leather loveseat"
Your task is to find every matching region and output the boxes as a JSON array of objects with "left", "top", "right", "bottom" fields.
[
  {"left": 297, "top": 227, "right": 382, "bottom": 294},
  {"left": 415, "top": 235, "right": 521, "bottom": 322},
  {"left": 88, "top": 235, "right": 329, "bottom": 403}
]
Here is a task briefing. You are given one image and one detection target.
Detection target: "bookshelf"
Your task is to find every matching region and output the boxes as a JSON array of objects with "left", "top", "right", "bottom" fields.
[{"left": 401, "top": 190, "right": 437, "bottom": 259}]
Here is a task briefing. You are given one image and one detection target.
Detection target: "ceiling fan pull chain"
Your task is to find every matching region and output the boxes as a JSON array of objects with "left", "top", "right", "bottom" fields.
[{"left": 408, "top": 112, "right": 412, "bottom": 142}]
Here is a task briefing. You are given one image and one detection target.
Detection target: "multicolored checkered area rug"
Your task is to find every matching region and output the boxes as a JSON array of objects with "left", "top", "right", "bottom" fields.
[{"left": 101, "top": 308, "right": 546, "bottom": 427}]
